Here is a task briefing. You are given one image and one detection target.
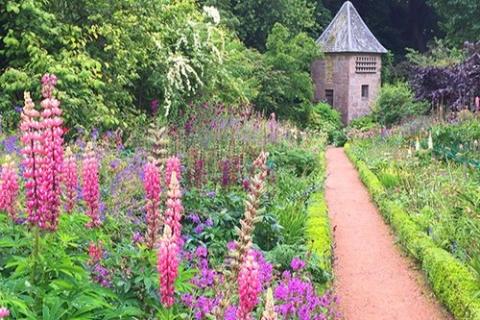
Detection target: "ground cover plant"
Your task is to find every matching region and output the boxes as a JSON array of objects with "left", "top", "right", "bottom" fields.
[{"left": 0, "top": 75, "right": 336, "bottom": 319}]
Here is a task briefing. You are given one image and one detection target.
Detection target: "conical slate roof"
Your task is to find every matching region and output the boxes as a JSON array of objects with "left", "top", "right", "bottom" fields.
[{"left": 316, "top": 1, "right": 387, "bottom": 53}]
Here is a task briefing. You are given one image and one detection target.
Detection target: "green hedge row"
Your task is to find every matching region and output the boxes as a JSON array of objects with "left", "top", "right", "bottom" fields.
[
  {"left": 344, "top": 143, "right": 480, "bottom": 320},
  {"left": 305, "top": 151, "right": 333, "bottom": 276}
]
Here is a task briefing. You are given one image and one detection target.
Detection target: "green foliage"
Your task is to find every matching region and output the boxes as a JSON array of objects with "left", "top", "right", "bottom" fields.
[
  {"left": 0, "top": 0, "right": 261, "bottom": 132},
  {"left": 374, "top": 82, "right": 428, "bottom": 127},
  {"left": 270, "top": 144, "right": 318, "bottom": 177},
  {"left": 347, "top": 115, "right": 379, "bottom": 132},
  {"left": 429, "top": 0, "right": 480, "bottom": 46},
  {"left": 405, "top": 39, "right": 465, "bottom": 67},
  {"left": 201, "top": 0, "right": 320, "bottom": 52},
  {"left": 306, "top": 103, "right": 343, "bottom": 143},
  {"left": 346, "top": 142, "right": 480, "bottom": 320},
  {"left": 305, "top": 192, "right": 332, "bottom": 274},
  {"left": 255, "top": 23, "right": 322, "bottom": 123},
  {"left": 274, "top": 202, "right": 307, "bottom": 245}
]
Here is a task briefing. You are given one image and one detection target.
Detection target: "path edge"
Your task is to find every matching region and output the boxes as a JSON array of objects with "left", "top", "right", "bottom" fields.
[
  {"left": 305, "top": 149, "right": 333, "bottom": 286},
  {"left": 344, "top": 143, "right": 480, "bottom": 320}
]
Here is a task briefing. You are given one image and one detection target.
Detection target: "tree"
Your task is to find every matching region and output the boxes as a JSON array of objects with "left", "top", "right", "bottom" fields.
[
  {"left": 199, "top": 0, "right": 324, "bottom": 52},
  {"left": 254, "top": 23, "right": 322, "bottom": 122},
  {"left": 429, "top": 0, "right": 480, "bottom": 45}
]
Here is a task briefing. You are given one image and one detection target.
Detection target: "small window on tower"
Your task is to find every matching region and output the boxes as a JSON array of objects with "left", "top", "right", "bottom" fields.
[
  {"left": 361, "top": 85, "right": 369, "bottom": 99},
  {"left": 325, "top": 89, "right": 334, "bottom": 106}
]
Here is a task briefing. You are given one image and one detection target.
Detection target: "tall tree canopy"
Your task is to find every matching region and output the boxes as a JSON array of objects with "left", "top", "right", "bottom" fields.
[{"left": 429, "top": 0, "right": 480, "bottom": 45}]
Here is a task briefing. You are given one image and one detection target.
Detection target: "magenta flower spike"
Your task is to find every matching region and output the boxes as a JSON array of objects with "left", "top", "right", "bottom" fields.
[
  {"left": 63, "top": 147, "right": 78, "bottom": 213},
  {"left": 144, "top": 159, "right": 162, "bottom": 248},
  {"left": 164, "top": 171, "right": 183, "bottom": 244},
  {"left": 157, "top": 225, "right": 179, "bottom": 308},
  {"left": 21, "top": 92, "right": 43, "bottom": 226},
  {"left": 237, "top": 250, "right": 262, "bottom": 320},
  {"left": 82, "top": 143, "right": 101, "bottom": 228},
  {"left": 38, "top": 73, "right": 64, "bottom": 231},
  {"left": 0, "top": 156, "right": 19, "bottom": 220},
  {"left": 165, "top": 156, "right": 181, "bottom": 187}
]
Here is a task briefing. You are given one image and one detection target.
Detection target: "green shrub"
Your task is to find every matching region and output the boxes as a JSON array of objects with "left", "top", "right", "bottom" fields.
[
  {"left": 347, "top": 114, "right": 379, "bottom": 132},
  {"left": 374, "top": 82, "right": 428, "bottom": 127},
  {"left": 270, "top": 145, "right": 318, "bottom": 176},
  {"left": 306, "top": 102, "right": 343, "bottom": 143}
]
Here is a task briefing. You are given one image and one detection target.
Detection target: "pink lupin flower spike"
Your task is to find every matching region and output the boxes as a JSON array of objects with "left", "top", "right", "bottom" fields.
[
  {"left": 0, "top": 156, "right": 19, "bottom": 221},
  {"left": 165, "top": 156, "right": 181, "bottom": 187},
  {"left": 144, "top": 159, "right": 162, "bottom": 248},
  {"left": 164, "top": 171, "right": 183, "bottom": 244},
  {"left": 237, "top": 250, "right": 261, "bottom": 320},
  {"left": 157, "top": 225, "right": 179, "bottom": 308},
  {"left": 63, "top": 147, "right": 78, "bottom": 213},
  {"left": 38, "top": 73, "right": 64, "bottom": 231},
  {"left": 21, "top": 92, "right": 43, "bottom": 226},
  {"left": 82, "top": 142, "right": 101, "bottom": 228}
]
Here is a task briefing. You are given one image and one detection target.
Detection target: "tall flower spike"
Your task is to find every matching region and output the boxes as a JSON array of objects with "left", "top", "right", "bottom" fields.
[
  {"left": 144, "top": 158, "right": 162, "bottom": 248},
  {"left": 38, "top": 73, "right": 64, "bottom": 230},
  {"left": 21, "top": 92, "right": 43, "bottom": 226},
  {"left": 157, "top": 225, "right": 179, "bottom": 308},
  {"left": 0, "top": 156, "right": 19, "bottom": 221},
  {"left": 165, "top": 156, "right": 181, "bottom": 186},
  {"left": 215, "top": 151, "right": 269, "bottom": 317},
  {"left": 82, "top": 142, "right": 101, "bottom": 228},
  {"left": 164, "top": 171, "right": 183, "bottom": 243},
  {"left": 237, "top": 250, "right": 261, "bottom": 320},
  {"left": 261, "top": 288, "right": 277, "bottom": 320},
  {"left": 63, "top": 147, "right": 78, "bottom": 213}
]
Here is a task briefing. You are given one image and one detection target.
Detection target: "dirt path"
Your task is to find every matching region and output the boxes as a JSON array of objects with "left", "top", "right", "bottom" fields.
[{"left": 325, "top": 147, "right": 451, "bottom": 320}]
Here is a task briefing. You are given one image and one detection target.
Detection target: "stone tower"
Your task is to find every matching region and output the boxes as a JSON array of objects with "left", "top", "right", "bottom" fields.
[{"left": 312, "top": 1, "right": 387, "bottom": 123}]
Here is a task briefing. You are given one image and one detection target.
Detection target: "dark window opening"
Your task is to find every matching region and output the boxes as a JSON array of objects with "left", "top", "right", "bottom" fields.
[
  {"left": 325, "top": 89, "right": 334, "bottom": 106},
  {"left": 361, "top": 85, "right": 369, "bottom": 99}
]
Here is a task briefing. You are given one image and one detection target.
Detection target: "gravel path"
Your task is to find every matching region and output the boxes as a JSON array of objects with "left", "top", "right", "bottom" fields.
[{"left": 325, "top": 147, "right": 451, "bottom": 320}]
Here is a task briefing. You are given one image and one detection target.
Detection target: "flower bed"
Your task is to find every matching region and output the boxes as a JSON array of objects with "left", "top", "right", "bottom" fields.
[
  {"left": 0, "top": 74, "right": 335, "bottom": 319},
  {"left": 345, "top": 141, "right": 480, "bottom": 320}
]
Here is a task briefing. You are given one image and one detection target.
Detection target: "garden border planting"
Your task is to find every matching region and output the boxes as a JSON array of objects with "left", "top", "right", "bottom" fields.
[{"left": 344, "top": 143, "right": 480, "bottom": 320}]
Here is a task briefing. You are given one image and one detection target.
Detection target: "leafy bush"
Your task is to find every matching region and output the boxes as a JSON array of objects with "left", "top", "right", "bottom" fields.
[
  {"left": 374, "top": 82, "right": 428, "bottom": 127},
  {"left": 306, "top": 102, "right": 343, "bottom": 144},
  {"left": 347, "top": 115, "right": 379, "bottom": 132},
  {"left": 270, "top": 145, "right": 318, "bottom": 176},
  {"left": 255, "top": 23, "right": 322, "bottom": 124}
]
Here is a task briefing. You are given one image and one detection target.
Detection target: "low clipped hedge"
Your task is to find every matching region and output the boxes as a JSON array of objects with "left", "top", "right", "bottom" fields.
[
  {"left": 344, "top": 143, "right": 480, "bottom": 320},
  {"left": 305, "top": 151, "right": 333, "bottom": 276},
  {"left": 306, "top": 191, "right": 332, "bottom": 273}
]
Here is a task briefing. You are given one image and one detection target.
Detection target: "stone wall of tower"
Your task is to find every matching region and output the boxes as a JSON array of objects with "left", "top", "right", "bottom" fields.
[
  {"left": 312, "top": 52, "right": 382, "bottom": 123},
  {"left": 312, "top": 53, "right": 350, "bottom": 123},
  {"left": 347, "top": 53, "right": 382, "bottom": 122}
]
